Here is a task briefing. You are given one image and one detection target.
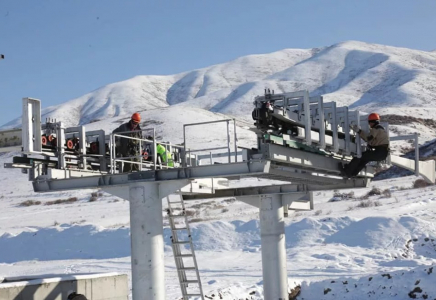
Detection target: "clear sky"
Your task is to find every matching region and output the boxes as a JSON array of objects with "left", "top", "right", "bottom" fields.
[{"left": 1, "top": 0, "right": 435, "bottom": 125}]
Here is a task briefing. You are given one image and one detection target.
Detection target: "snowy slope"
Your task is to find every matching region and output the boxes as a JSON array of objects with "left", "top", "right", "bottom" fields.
[
  {"left": 2, "top": 148, "right": 436, "bottom": 300},
  {"left": 3, "top": 41, "right": 436, "bottom": 130},
  {"left": 1, "top": 48, "right": 315, "bottom": 129}
]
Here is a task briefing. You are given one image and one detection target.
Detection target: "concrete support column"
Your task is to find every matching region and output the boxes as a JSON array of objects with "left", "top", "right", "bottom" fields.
[
  {"left": 259, "top": 194, "right": 287, "bottom": 300},
  {"left": 129, "top": 182, "right": 164, "bottom": 300}
]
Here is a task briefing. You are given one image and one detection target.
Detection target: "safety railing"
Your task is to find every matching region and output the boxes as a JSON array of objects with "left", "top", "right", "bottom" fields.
[
  {"left": 109, "top": 128, "right": 184, "bottom": 173},
  {"left": 182, "top": 119, "right": 238, "bottom": 167}
]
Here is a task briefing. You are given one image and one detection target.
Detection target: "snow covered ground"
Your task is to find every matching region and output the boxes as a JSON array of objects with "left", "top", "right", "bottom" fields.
[{"left": 1, "top": 150, "right": 436, "bottom": 299}]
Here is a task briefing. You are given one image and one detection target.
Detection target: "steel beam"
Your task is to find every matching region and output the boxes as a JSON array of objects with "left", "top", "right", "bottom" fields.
[
  {"left": 32, "top": 161, "right": 271, "bottom": 192},
  {"left": 265, "top": 143, "right": 343, "bottom": 173}
]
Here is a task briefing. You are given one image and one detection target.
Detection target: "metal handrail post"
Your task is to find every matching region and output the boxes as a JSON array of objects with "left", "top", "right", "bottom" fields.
[
  {"left": 139, "top": 137, "right": 142, "bottom": 171},
  {"left": 415, "top": 133, "right": 419, "bottom": 176},
  {"left": 153, "top": 128, "right": 157, "bottom": 170},
  {"left": 109, "top": 134, "right": 113, "bottom": 174},
  {"left": 226, "top": 120, "right": 231, "bottom": 163},
  {"left": 183, "top": 125, "right": 187, "bottom": 168},
  {"left": 233, "top": 119, "right": 237, "bottom": 163}
]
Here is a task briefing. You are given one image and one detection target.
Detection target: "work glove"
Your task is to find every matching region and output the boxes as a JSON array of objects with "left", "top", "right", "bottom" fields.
[{"left": 351, "top": 124, "right": 360, "bottom": 133}]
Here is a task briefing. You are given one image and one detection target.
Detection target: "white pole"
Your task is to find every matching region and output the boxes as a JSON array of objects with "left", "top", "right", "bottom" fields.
[
  {"left": 259, "top": 194, "right": 287, "bottom": 300},
  {"left": 414, "top": 133, "right": 420, "bottom": 176},
  {"left": 129, "top": 182, "right": 165, "bottom": 300}
]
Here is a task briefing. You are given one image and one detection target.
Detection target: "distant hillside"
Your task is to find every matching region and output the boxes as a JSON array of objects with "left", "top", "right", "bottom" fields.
[{"left": 2, "top": 40, "right": 436, "bottom": 147}]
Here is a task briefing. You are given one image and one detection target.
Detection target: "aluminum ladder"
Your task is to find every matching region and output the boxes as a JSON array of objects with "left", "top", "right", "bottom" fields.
[{"left": 166, "top": 194, "right": 204, "bottom": 300}]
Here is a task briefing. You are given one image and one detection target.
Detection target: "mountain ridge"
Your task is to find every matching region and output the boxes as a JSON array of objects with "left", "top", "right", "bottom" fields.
[{"left": 2, "top": 40, "right": 436, "bottom": 149}]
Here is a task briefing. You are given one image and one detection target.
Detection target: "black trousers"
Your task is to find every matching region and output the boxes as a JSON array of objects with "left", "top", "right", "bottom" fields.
[{"left": 344, "top": 147, "right": 389, "bottom": 177}]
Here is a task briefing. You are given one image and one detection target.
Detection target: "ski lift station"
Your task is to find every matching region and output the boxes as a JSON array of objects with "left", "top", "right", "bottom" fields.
[{"left": 1, "top": 90, "right": 435, "bottom": 300}]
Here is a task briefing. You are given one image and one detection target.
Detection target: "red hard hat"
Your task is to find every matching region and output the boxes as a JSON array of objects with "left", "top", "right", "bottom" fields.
[
  {"left": 368, "top": 113, "right": 380, "bottom": 121},
  {"left": 131, "top": 112, "right": 141, "bottom": 123}
]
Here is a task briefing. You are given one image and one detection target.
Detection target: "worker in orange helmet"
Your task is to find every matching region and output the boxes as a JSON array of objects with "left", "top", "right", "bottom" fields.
[
  {"left": 341, "top": 113, "right": 390, "bottom": 178},
  {"left": 113, "top": 112, "right": 143, "bottom": 172}
]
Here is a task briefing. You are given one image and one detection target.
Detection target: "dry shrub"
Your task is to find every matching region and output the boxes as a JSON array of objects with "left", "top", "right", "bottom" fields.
[
  {"left": 45, "top": 197, "right": 78, "bottom": 205},
  {"left": 357, "top": 200, "right": 374, "bottom": 208},
  {"left": 91, "top": 192, "right": 98, "bottom": 198},
  {"left": 184, "top": 209, "right": 196, "bottom": 217},
  {"left": 413, "top": 179, "right": 431, "bottom": 189},
  {"left": 20, "top": 200, "right": 41, "bottom": 206},
  {"left": 374, "top": 200, "right": 383, "bottom": 207},
  {"left": 367, "top": 187, "right": 382, "bottom": 196},
  {"left": 223, "top": 198, "right": 236, "bottom": 204},
  {"left": 356, "top": 199, "right": 383, "bottom": 208},
  {"left": 89, "top": 196, "right": 98, "bottom": 202},
  {"left": 190, "top": 218, "right": 205, "bottom": 223},
  {"left": 190, "top": 201, "right": 216, "bottom": 209},
  {"left": 382, "top": 189, "right": 392, "bottom": 198},
  {"left": 330, "top": 191, "right": 355, "bottom": 202},
  {"left": 213, "top": 204, "right": 225, "bottom": 210},
  {"left": 221, "top": 208, "right": 229, "bottom": 213},
  {"left": 383, "top": 114, "right": 436, "bottom": 129},
  {"left": 314, "top": 210, "right": 323, "bottom": 216}
]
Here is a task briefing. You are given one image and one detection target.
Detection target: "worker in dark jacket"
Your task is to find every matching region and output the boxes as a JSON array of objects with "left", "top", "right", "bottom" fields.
[
  {"left": 113, "top": 113, "right": 143, "bottom": 172},
  {"left": 341, "top": 113, "right": 390, "bottom": 178}
]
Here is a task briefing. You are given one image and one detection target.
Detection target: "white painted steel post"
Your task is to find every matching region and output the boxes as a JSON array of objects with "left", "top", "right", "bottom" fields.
[
  {"left": 259, "top": 194, "right": 287, "bottom": 300},
  {"left": 233, "top": 119, "right": 238, "bottom": 163},
  {"left": 226, "top": 120, "right": 231, "bottom": 163},
  {"left": 153, "top": 128, "right": 157, "bottom": 170},
  {"left": 129, "top": 182, "right": 165, "bottom": 300},
  {"left": 79, "top": 126, "right": 87, "bottom": 170},
  {"left": 414, "top": 133, "right": 420, "bottom": 176},
  {"left": 57, "top": 122, "right": 66, "bottom": 169}
]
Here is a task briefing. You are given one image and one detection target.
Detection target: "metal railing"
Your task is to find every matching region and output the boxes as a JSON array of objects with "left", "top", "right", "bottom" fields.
[
  {"left": 182, "top": 119, "right": 238, "bottom": 167},
  {"left": 109, "top": 128, "right": 184, "bottom": 173}
]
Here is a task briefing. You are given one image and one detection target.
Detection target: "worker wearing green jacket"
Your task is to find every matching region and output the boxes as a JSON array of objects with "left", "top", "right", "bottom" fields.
[{"left": 156, "top": 143, "right": 174, "bottom": 167}]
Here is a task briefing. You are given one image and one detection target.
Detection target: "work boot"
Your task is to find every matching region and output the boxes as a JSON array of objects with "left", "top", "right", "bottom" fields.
[{"left": 338, "top": 163, "right": 351, "bottom": 178}]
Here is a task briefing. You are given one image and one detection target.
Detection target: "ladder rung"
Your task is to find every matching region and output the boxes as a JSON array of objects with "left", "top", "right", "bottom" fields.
[
  {"left": 168, "top": 201, "right": 183, "bottom": 204},
  {"left": 169, "top": 215, "right": 186, "bottom": 218},
  {"left": 172, "top": 240, "right": 191, "bottom": 244},
  {"left": 185, "top": 294, "right": 202, "bottom": 296},
  {"left": 173, "top": 227, "right": 188, "bottom": 230},
  {"left": 175, "top": 254, "right": 193, "bottom": 258},
  {"left": 179, "top": 267, "right": 197, "bottom": 271},
  {"left": 181, "top": 280, "right": 199, "bottom": 284}
]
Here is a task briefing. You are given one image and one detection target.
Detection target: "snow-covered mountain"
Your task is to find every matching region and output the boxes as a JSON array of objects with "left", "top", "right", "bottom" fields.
[{"left": 2, "top": 41, "right": 436, "bottom": 150}]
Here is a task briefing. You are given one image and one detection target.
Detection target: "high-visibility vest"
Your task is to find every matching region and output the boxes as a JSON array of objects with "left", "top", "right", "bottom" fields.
[{"left": 156, "top": 144, "right": 174, "bottom": 167}]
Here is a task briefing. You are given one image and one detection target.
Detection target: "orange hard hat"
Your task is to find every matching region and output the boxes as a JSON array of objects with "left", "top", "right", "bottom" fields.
[
  {"left": 131, "top": 112, "right": 141, "bottom": 123},
  {"left": 368, "top": 113, "right": 380, "bottom": 121}
]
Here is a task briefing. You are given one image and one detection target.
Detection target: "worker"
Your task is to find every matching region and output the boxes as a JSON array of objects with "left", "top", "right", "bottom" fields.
[
  {"left": 156, "top": 143, "right": 174, "bottom": 167},
  {"left": 341, "top": 113, "right": 390, "bottom": 178},
  {"left": 143, "top": 136, "right": 174, "bottom": 167},
  {"left": 113, "top": 113, "right": 143, "bottom": 172}
]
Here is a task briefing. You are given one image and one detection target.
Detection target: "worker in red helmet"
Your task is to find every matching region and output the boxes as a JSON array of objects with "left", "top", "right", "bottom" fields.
[
  {"left": 113, "top": 112, "right": 143, "bottom": 172},
  {"left": 341, "top": 113, "right": 390, "bottom": 178}
]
